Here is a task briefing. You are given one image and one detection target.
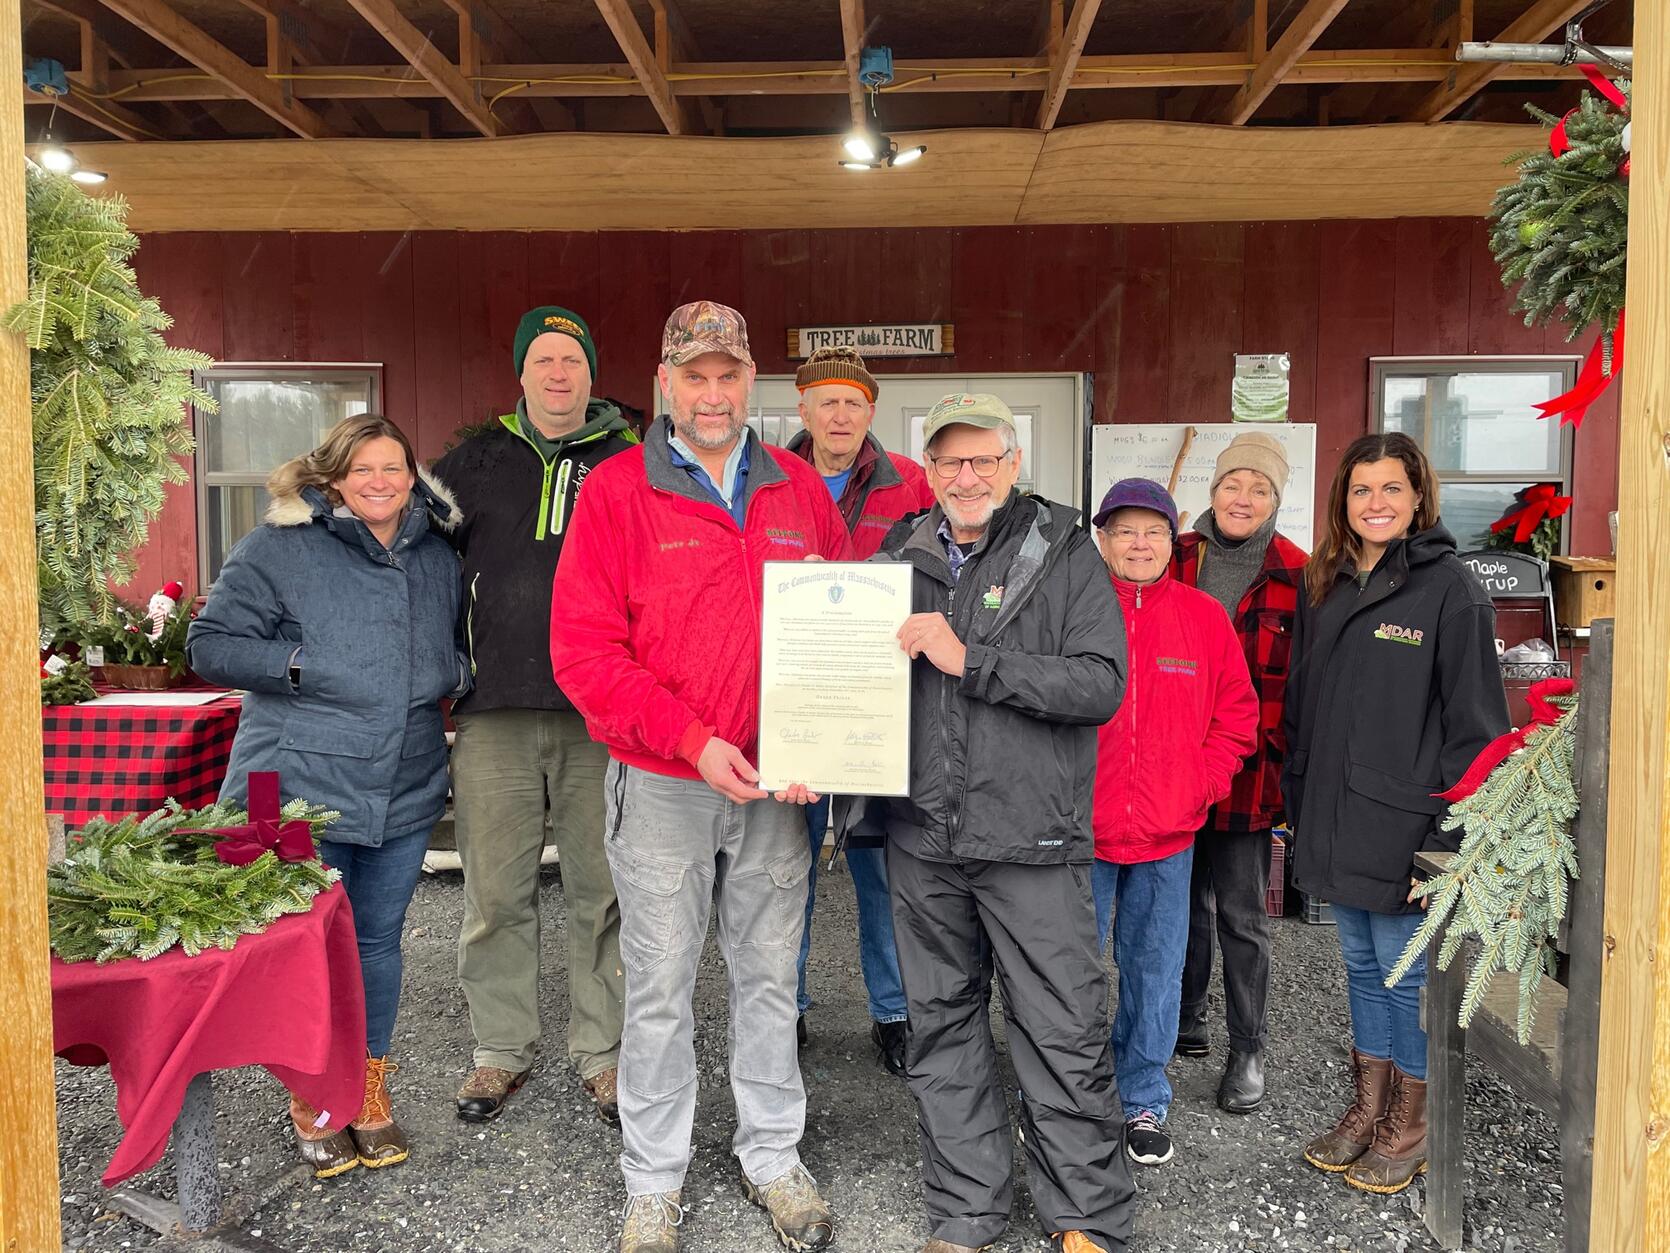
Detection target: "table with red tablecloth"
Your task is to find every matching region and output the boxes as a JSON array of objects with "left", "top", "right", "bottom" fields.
[
  {"left": 52, "top": 883, "right": 366, "bottom": 1192},
  {"left": 43, "top": 689, "right": 243, "bottom": 826}
]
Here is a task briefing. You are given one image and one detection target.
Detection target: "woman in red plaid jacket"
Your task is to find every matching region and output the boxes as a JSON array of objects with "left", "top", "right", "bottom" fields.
[{"left": 1170, "top": 431, "right": 1307, "bottom": 1116}]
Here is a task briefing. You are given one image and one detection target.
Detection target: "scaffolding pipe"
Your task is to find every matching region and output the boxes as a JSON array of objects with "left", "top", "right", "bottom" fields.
[{"left": 1457, "top": 41, "right": 1633, "bottom": 68}]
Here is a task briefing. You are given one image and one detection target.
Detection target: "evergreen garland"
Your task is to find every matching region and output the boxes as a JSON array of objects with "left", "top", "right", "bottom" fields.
[
  {"left": 1387, "top": 690, "right": 1580, "bottom": 1045},
  {"left": 49, "top": 798, "right": 341, "bottom": 963},
  {"left": 40, "top": 658, "right": 95, "bottom": 705},
  {"left": 2, "top": 170, "right": 216, "bottom": 630},
  {"left": 1489, "top": 81, "right": 1630, "bottom": 361}
]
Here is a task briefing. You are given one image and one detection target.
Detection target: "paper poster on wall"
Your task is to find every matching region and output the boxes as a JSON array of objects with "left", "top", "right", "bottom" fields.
[
  {"left": 1231, "top": 354, "right": 1290, "bottom": 423},
  {"left": 1089, "top": 423, "right": 1317, "bottom": 551}
]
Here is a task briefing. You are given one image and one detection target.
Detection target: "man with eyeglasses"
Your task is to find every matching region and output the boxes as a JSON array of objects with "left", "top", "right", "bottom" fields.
[
  {"left": 1086, "top": 478, "right": 1258, "bottom": 1171},
  {"left": 869, "top": 393, "right": 1134, "bottom": 1253}
]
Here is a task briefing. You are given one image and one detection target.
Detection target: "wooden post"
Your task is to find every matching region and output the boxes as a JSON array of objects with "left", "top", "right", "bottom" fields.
[
  {"left": 1588, "top": 0, "right": 1670, "bottom": 1245},
  {"left": 0, "top": 0, "right": 64, "bottom": 1245}
]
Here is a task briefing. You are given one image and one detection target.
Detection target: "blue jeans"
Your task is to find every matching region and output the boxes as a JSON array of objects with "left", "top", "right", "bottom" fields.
[
  {"left": 1332, "top": 904, "right": 1428, "bottom": 1079},
  {"left": 319, "top": 828, "right": 431, "bottom": 1057},
  {"left": 1092, "top": 847, "right": 1194, "bottom": 1122},
  {"left": 796, "top": 798, "right": 907, "bottom": 1023}
]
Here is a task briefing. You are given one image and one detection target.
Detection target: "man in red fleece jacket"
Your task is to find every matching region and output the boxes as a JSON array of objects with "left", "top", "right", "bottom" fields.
[
  {"left": 1089, "top": 478, "right": 1257, "bottom": 1171},
  {"left": 549, "top": 301, "right": 850, "bottom": 1253}
]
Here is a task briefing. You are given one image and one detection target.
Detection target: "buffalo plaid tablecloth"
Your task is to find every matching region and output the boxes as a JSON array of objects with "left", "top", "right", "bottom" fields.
[{"left": 43, "top": 690, "right": 243, "bottom": 826}]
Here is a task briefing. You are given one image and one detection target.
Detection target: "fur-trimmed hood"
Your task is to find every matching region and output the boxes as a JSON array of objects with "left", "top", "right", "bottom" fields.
[{"left": 265, "top": 466, "right": 463, "bottom": 533}]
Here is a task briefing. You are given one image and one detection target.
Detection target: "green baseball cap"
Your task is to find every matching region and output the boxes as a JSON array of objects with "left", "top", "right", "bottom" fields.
[{"left": 921, "top": 392, "right": 1015, "bottom": 445}]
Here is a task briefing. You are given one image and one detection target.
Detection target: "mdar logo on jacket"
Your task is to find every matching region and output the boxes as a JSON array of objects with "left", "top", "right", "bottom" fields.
[{"left": 1374, "top": 621, "right": 1425, "bottom": 646}]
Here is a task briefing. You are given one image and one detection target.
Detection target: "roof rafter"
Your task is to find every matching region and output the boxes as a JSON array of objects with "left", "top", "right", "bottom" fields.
[
  {"left": 593, "top": 0, "right": 698, "bottom": 135},
  {"left": 1036, "top": 0, "right": 1103, "bottom": 130},
  {"left": 92, "top": 0, "right": 331, "bottom": 137},
  {"left": 27, "top": 0, "right": 159, "bottom": 139},
  {"left": 442, "top": 0, "right": 567, "bottom": 131},
  {"left": 343, "top": 0, "right": 500, "bottom": 137},
  {"left": 1216, "top": 0, "right": 1352, "bottom": 125},
  {"left": 1407, "top": 0, "right": 1595, "bottom": 122}
]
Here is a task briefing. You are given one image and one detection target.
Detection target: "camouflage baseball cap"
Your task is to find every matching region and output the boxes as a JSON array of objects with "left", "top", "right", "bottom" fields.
[
  {"left": 661, "top": 300, "right": 754, "bottom": 367},
  {"left": 920, "top": 392, "right": 1015, "bottom": 446}
]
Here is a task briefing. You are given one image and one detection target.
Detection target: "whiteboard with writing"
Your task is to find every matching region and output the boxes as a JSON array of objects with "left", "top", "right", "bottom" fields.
[{"left": 1088, "top": 423, "right": 1318, "bottom": 552}]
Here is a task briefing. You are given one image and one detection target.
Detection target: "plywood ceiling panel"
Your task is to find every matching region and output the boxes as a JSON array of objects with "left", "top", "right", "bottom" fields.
[{"left": 60, "top": 120, "right": 1536, "bottom": 232}]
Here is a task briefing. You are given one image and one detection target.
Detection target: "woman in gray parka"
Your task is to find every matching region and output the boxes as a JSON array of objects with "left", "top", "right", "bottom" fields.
[{"left": 188, "top": 413, "right": 468, "bottom": 1178}]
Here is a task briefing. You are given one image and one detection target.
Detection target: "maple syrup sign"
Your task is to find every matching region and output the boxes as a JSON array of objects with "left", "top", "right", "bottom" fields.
[
  {"left": 1460, "top": 551, "right": 1547, "bottom": 598},
  {"left": 787, "top": 324, "right": 955, "bottom": 359}
]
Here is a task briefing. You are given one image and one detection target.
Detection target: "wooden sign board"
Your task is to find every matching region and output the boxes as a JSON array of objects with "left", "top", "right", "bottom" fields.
[
  {"left": 787, "top": 324, "right": 954, "bottom": 359},
  {"left": 1459, "top": 550, "right": 1548, "bottom": 598}
]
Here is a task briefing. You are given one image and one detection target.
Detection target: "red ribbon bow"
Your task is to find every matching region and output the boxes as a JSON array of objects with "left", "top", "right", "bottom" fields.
[
  {"left": 1435, "top": 678, "right": 1577, "bottom": 804},
  {"left": 1488, "top": 482, "right": 1574, "bottom": 545},
  {"left": 186, "top": 771, "right": 316, "bottom": 865}
]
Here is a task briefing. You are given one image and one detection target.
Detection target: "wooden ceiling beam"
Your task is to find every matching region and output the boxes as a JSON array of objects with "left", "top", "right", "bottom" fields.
[
  {"left": 1215, "top": 0, "right": 1352, "bottom": 125},
  {"left": 443, "top": 0, "right": 557, "bottom": 131},
  {"left": 24, "top": 0, "right": 161, "bottom": 138},
  {"left": 92, "top": 0, "right": 331, "bottom": 137},
  {"left": 648, "top": 0, "right": 720, "bottom": 133},
  {"left": 838, "top": 0, "right": 868, "bottom": 130},
  {"left": 592, "top": 0, "right": 698, "bottom": 135},
  {"left": 1036, "top": 0, "right": 1103, "bottom": 130},
  {"left": 343, "top": 0, "right": 500, "bottom": 137},
  {"left": 235, "top": 0, "right": 360, "bottom": 64},
  {"left": 1407, "top": 0, "right": 1595, "bottom": 122},
  {"left": 34, "top": 0, "right": 220, "bottom": 136}
]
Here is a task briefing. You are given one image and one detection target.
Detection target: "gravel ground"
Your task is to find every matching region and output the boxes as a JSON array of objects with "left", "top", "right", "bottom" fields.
[{"left": 55, "top": 864, "right": 1565, "bottom": 1252}]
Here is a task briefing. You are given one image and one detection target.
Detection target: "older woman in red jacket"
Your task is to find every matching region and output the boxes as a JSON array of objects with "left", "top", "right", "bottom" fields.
[{"left": 1091, "top": 478, "right": 1258, "bottom": 1171}]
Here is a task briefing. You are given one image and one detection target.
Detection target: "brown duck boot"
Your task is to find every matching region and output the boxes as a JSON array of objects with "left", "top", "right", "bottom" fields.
[
  {"left": 350, "top": 1054, "right": 410, "bottom": 1168},
  {"left": 742, "top": 1164, "right": 835, "bottom": 1251},
  {"left": 288, "top": 1093, "right": 359, "bottom": 1179},
  {"left": 1303, "top": 1049, "right": 1393, "bottom": 1172},
  {"left": 584, "top": 1066, "right": 621, "bottom": 1126},
  {"left": 1346, "top": 1066, "right": 1429, "bottom": 1194}
]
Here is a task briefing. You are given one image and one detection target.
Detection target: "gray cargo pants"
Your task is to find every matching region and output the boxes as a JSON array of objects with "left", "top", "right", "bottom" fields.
[
  {"left": 604, "top": 759, "right": 811, "bottom": 1196},
  {"left": 888, "top": 843, "right": 1136, "bottom": 1252}
]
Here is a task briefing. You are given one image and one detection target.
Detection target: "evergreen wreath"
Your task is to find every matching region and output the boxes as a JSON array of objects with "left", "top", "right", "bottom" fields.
[
  {"left": 2, "top": 169, "right": 216, "bottom": 630},
  {"left": 1387, "top": 687, "right": 1580, "bottom": 1045},
  {"left": 49, "top": 798, "right": 341, "bottom": 963},
  {"left": 1489, "top": 78, "right": 1630, "bottom": 364}
]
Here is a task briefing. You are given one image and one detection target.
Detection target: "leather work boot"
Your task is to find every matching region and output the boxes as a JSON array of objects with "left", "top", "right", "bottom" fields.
[
  {"left": 288, "top": 1093, "right": 358, "bottom": 1179},
  {"left": 1345, "top": 1066, "right": 1430, "bottom": 1194},
  {"left": 585, "top": 1066, "right": 621, "bottom": 1125},
  {"left": 872, "top": 1020, "right": 908, "bottom": 1078},
  {"left": 351, "top": 1054, "right": 409, "bottom": 1168},
  {"left": 455, "top": 1064, "right": 532, "bottom": 1123},
  {"left": 1052, "top": 1231, "right": 1111, "bottom": 1251},
  {"left": 1303, "top": 1049, "right": 1393, "bottom": 1172},
  {"left": 619, "top": 1190, "right": 683, "bottom": 1253},
  {"left": 1174, "top": 1016, "right": 1210, "bottom": 1058},
  {"left": 742, "top": 1163, "right": 835, "bottom": 1251},
  {"left": 922, "top": 1240, "right": 990, "bottom": 1252},
  {"left": 1217, "top": 1047, "right": 1266, "bottom": 1114}
]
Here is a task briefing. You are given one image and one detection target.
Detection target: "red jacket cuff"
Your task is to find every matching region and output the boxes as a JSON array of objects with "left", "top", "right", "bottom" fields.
[{"left": 676, "top": 720, "right": 714, "bottom": 767}]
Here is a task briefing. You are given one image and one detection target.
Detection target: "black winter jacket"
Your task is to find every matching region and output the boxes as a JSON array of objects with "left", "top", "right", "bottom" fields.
[
  {"left": 876, "top": 493, "right": 1127, "bottom": 865},
  {"left": 429, "top": 400, "right": 637, "bottom": 715},
  {"left": 1281, "top": 522, "right": 1509, "bottom": 914}
]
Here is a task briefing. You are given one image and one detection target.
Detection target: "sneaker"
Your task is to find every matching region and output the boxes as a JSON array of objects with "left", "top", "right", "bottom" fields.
[
  {"left": 1125, "top": 1110, "right": 1173, "bottom": 1166},
  {"left": 619, "top": 1191, "right": 683, "bottom": 1253},
  {"left": 584, "top": 1066, "right": 621, "bottom": 1126},
  {"left": 872, "top": 1020, "right": 907, "bottom": 1077},
  {"left": 742, "top": 1163, "right": 835, "bottom": 1251}
]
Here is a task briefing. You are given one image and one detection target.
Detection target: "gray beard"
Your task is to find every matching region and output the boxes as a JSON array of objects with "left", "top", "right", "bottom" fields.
[{"left": 673, "top": 408, "right": 746, "bottom": 450}]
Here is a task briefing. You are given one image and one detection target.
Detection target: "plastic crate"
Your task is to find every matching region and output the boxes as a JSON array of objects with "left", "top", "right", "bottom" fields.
[
  {"left": 1264, "top": 835, "right": 1286, "bottom": 918},
  {"left": 1301, "top": 893, "right": 1335, "bottom": 926}
]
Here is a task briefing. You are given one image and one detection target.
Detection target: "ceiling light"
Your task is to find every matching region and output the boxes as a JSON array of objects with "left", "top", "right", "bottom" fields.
[
  {"left": 38, "top": 144, "right": 75, "bottom": 174},
  {"left": 70, "top": 168, "right": 107, "bottom": 185},
  {"left": 840, "top": 161, "right": 874, "bottom": 171},
  {"left": 843, "top": 131, "right": 878, "bottom": 162},
  {"left": 890, "top": 144, "right": 926, "bottom": 167}
]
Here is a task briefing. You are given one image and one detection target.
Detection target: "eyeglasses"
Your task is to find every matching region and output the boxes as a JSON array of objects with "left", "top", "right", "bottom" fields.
[
  {"left": 928, "top": 451, "right": 1012, "bottom": 479},
  {"left": 1103, "top": 526, "right": 1173, "bottom": 544}
]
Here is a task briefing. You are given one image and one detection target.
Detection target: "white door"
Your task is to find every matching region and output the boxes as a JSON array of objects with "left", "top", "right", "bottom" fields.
[{"left": 656, "top": 373, "right": 1087, "bottom": 509}]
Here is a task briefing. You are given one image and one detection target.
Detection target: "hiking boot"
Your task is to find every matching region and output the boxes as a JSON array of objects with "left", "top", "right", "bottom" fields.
[
  {"left": 1051, "top": 1232, "right": 1110, "bottom": 1251},
  {"left": 1174, "top": 1018, "right": 1210, "bottom": 1058},
  {"left": 619, "top": 1191, "right": 683, "bottom": 1253},
  {"left": 289, "top": 1093, "right": 358, "bottom": 1179},
  {"left": 585, "top": 1066, "right": 621, "bottom": 1125},
  {"left": 1345, "top": 1066, "right": 1429, "bottom": 1194},
  {"left": 1217, "top": 1047, "right": 1265, "bottom": 1114},
  {"left": 742, "top": 1163, "right": 835, "bottom": 1251},
  {"left": 872, "top": 1019, "right": 908, "bottom": 1078},
  {"left": 1303, "top": 1049, "right": 1393, "bottom": 1172},
  {"left": 455, "top": 1064, "right": 532, "bottom": 1123},
  {"left": 921, "top": 1241, "right": 989, "bottom": 1253},
  {"left": 1124, "top": 1110, "right": 1173, "bottom": 1166},
  {"left": 350, "top": 1054, "right": 409, "bottom": 1168}
]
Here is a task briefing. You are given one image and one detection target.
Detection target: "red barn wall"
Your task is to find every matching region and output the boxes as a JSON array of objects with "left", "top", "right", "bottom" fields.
[{"left": 123, "top": 220, "right": 1619, "bottom": 598}]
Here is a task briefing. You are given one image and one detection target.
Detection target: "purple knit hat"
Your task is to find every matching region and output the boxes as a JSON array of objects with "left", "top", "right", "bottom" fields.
[{"left": 1092, "top": 477, "right": 1180, "bottom": 537}]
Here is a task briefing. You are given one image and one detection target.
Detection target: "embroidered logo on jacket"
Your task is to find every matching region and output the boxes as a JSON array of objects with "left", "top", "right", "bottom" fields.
[
  {"left": 1374, "top": 622, "right": 1425, "bottom": 645},
  {"left": 766, "top": 526, "right": 807, "bottom": 549},
  {"left": 1157, "top": 656, "right": 1199, "bottom": 676}
]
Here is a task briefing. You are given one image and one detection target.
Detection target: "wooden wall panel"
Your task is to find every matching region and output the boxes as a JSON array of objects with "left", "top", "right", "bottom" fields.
[
  {"left": 1242, "top": 221, "right": 1321, "bottom": 427},
  {"left": 291, "top": 233, "right": 367, "bottom": 364},
  {"left": 666, "top": 231, "right": 746, "bottom": 316},
  {"left": 1467, "top": 220, "right": 1547, "bottom": 356},
  {"left": 219, "top": 233, "right": 293, "bottom": 362},
  {"left": 593, "top": 230, "right": 671, "bottom": 422},
  {"left": 1168, "top": 222, "right": 1245, "bottom": 426},
  {"left": 410, "top": 232, "right": 463, "bottom": 460},
  {"left": 951, "top": 227, "right": 1026, "bottom": 373},
  {"left": 1393, "top": 217, "right": 1473, "bottom": 357},
  {"left": 1089, "top": 225, "right": 1128, "bottom": 424},
  {"left": 362, "top": 232, "right": 417, "bottom": 441},
  {"left": 1107, "top": 224, "right": 1170, "bottom": 422}
]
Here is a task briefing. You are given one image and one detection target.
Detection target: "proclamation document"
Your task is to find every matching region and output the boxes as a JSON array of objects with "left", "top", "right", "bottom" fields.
[{"left": 757, "top": 561, "right": 913, "bottom": 797}]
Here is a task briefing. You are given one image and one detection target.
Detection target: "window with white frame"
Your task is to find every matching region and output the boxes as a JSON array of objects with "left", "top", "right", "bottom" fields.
[
  {"left": 194, "top": 364, "right": 382, "bottom": 586},
  {"left": 1371, "top": 357, "right": 1577, "bottom": 553}
]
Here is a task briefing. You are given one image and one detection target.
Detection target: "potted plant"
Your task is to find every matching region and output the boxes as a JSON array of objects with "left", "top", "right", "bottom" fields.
[{"left": 80, "top": 582, "right": 194, "bottom": 689}]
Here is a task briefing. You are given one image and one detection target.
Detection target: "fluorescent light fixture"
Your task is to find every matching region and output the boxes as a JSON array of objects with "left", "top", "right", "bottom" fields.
[
  {"left": 890, "top": 144, "right": 927, "bottom": 167},
  {"left": 842, "top": 131, "right": 878, "bottom": 162},
  {"left": 839, "top": 160, "right": 875, "bottom": 171},
  {"left": 39, "top": 144, "right": 75, "bottom": 173},
  {"left": 70, "top": 168, "right": 107, "bottom": 185}
]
